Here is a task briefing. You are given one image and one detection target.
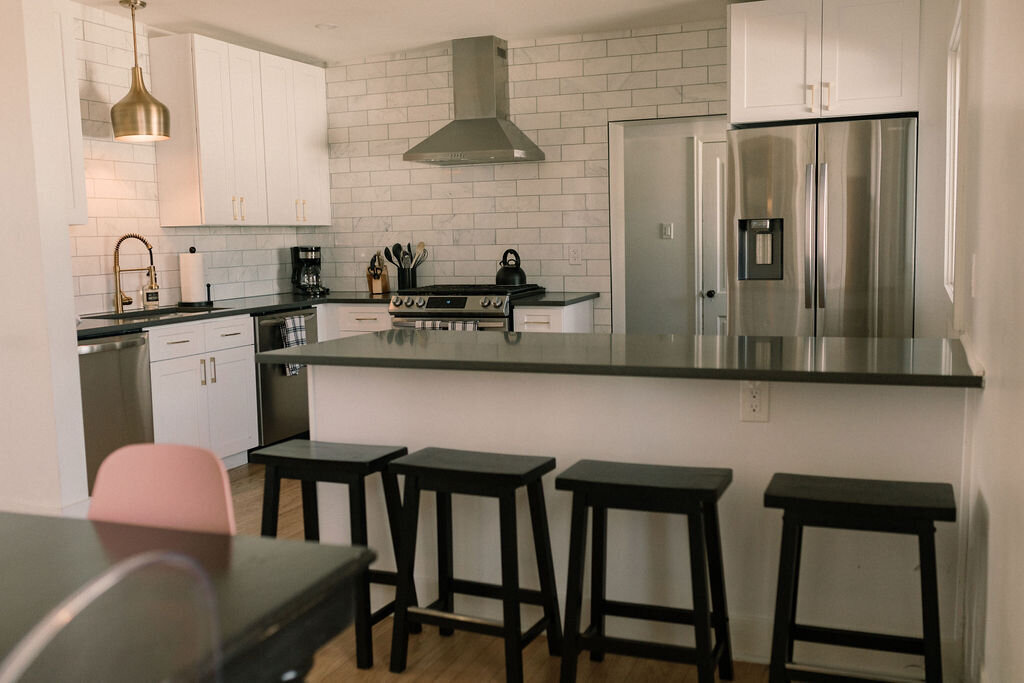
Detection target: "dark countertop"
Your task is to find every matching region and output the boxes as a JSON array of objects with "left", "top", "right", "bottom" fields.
[
  {"left": 256, "top": 331, "right": 983, "bottom": 388},
  {"left": 512, "top": 291, "right": 599, "bottom": 306},
  {"left": 0, "top": 511, "right": 373, "bottom": 682},
  {"left": 75, "top": 291, "right": 600, "bottom": 340}
]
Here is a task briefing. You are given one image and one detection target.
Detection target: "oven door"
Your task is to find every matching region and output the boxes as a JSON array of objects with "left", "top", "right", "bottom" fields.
[{"left": 391, "top": 317, "right": 508, "bottom": 331}]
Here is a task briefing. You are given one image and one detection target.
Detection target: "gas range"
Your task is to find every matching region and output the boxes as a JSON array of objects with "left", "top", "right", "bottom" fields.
[{"left": 389, "top": 284, "right": 544, "bottom": 330}]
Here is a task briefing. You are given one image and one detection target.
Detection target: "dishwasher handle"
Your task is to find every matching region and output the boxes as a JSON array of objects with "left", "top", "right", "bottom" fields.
[
  {"left": 78, "top": 336, "right": 147, "bottom": 355},
  {"left": 257, "top": 312, "right": 317, "bottom": 327}
]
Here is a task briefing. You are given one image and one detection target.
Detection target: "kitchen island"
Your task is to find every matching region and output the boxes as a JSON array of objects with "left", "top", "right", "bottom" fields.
[{"left": 258, "top": 331, "right": 981, "bottom": 677}]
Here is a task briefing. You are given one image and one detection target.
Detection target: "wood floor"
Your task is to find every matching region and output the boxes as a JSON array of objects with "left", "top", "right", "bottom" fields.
[{"left": 229, "top": 463, "right": 769, "bottom": 682}]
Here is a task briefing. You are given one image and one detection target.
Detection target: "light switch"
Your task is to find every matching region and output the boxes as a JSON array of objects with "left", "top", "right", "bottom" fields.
[{"left": 660, "top": 222, "right": 674, "bottom": 239}]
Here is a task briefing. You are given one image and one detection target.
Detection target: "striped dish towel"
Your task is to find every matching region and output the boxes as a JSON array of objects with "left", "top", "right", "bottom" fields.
[
  {"left": 413, "top": 320, "right": 479, "bottom": 331},
  {"left": 279, "top": 315, "right": 307, "bottom": 376}
]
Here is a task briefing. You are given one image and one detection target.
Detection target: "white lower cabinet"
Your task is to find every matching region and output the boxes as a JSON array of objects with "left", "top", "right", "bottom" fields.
[
  {"left": 513, "top": 300, "right": 594, "bottom": 333},
  {"left": 316, "top": 303, "right": 392, "bottom": 341},
  {"left": 148, "top": 316, "right": 257, "bottom": 461}
]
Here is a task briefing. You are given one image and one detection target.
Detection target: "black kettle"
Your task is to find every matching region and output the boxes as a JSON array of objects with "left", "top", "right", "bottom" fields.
[{"left": 496, "top": 249, "right": 526, "bottom": 286}]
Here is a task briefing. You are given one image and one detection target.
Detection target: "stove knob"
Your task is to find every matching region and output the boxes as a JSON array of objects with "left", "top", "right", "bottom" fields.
[
  {"left": 404, "top": 296, "right": 414, "bottom": 307},
  {"left": 416, "top": 298, "right": 426, "bottom": 307},
  {"left": 392, "top": 296, "right": 403, "bottom": 307},
  {"left": 493, "top": 297, "right": 504, "bottom": 307},
  {"left": 480, "top": 297, "right": 491, "bottom": 308}
]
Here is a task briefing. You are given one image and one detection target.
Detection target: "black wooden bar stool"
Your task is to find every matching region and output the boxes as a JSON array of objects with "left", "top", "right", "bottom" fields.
[
  {"left": 388, "top": 447, "right": 563, "bottom": 683},
  {"left": 764, "top": 473, "right": 957, "bottom": 683},
  {"left": 556, "top": 459, "right": 734, "bottom": 683},
  {"left": 249, "top": 439, "right": 419, "bottom": 669}
]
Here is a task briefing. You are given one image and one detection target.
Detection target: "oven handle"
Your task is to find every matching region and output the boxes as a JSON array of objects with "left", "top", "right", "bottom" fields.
[{"left": 391, "top": 319, "right": 506, "bottom": 330}]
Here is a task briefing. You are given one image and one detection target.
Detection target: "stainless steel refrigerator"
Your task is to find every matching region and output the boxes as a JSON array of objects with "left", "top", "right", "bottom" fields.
[{"left": 726, "top": 117, "right": 916, "bottom": 337}]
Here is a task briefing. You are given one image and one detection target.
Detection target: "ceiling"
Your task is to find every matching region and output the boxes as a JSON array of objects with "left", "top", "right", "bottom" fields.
[{"left": 77, "top": 0, "right": 726, "bottom": 65}]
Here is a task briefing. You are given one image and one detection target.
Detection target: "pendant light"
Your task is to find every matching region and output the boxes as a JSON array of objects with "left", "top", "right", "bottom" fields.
[{"left": 110, "top": 0, "right": 169, "bottom": 142}]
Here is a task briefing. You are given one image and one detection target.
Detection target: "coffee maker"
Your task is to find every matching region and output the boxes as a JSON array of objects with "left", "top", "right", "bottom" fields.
[{"left": 291, "top": 246, "right": 330, "bottom": 296}]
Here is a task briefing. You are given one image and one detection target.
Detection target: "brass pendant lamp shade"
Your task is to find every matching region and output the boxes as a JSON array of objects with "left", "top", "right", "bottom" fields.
[{"left": 111, "top": 0, "right": 169, "bottom": 142}]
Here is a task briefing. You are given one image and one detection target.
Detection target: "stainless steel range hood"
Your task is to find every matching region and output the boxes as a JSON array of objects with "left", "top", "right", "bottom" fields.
[{"left": 403, "top": 36, "right": 544, "bottom": 165}]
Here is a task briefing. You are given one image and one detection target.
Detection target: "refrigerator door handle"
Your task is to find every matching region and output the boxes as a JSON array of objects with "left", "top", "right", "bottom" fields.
[
  {"left": 804, "top": 163, "right": 815, "bottom": 309},
  {"left": 817, "top": 163, "right": 829, "bottom": 309}
]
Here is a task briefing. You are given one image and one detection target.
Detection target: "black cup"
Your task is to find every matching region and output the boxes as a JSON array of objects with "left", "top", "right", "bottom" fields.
[{"left": 397, "top": 267, "right": 416, "bottom": 290}]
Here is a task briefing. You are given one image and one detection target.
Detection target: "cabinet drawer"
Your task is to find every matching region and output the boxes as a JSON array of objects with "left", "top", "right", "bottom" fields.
[
  {"left": 205, "top": 315, "right": 255, "bottom": 351},
  {"left": 147, "top": 322, "right": 206, "bottom": 361},
  {"left": 515, "top": 309, "right": 563, "bottom": 333},
  {"left": 339, "top": 307, "right": 391, "bottom": 332}
]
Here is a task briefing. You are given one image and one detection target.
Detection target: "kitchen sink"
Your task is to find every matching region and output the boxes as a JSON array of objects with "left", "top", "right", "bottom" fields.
[{"left": 83, "top": 306, "right": 228, "bottom": 321}]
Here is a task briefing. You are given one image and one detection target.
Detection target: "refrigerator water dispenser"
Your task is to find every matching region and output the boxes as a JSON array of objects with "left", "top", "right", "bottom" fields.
[{"left": 738, "top": 218, "right": 783, "bottom": 280}]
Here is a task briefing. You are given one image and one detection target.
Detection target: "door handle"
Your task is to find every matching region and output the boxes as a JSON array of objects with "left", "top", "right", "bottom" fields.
[
  {"left": 210, "top": 356, "right": 217, "bottom": 384},
  {"left": 200, "top": 358, "right": 207, "bottom": 386},
  {"left": 804, "top": 163, "right": 815, "bottom": 309},
  {"left": 705, "top": 290, "right": 716, "bottom": 299},
  {"left": 817, "top": 163, "right": 829, "bottom": 309}
]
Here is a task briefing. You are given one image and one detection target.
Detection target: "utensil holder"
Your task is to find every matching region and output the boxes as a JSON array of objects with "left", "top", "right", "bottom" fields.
[{"left": 398, "top": 267, "right": 416, "bottom": 290}]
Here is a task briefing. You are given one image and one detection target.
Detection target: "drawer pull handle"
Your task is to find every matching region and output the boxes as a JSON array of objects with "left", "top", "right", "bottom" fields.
[
  {"left": 220, "top": 332, "right": 242, "bottom": 337},
  {"left": 200, "top": 358, "right": 207, "bottom": 386},
  {"left": 167, "top": 339, "right": 191, "bottom": 345},
  {"left": 354, "top": 316, "right": 378, "bottom": 321},
  {"left": 524, "top": 321, "right": 551, "bottom": 325}
]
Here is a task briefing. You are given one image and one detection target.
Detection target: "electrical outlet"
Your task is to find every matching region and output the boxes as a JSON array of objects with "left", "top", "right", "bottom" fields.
[
  {"left": 740, "top": 381, "right": 770, "bottom": 422},
  {"left": 568, "top": 244, "right": 583, "bottom": 266}
]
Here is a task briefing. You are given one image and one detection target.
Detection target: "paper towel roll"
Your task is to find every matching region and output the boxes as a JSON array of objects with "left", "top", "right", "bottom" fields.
[{"left": 179, "top": 251, "right": 207, "bottom": 304}]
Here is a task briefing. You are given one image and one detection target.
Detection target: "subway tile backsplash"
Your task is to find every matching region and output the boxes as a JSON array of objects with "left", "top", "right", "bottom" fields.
[{"left": 69, "top": 3, "right": 726, "bottom": 331}]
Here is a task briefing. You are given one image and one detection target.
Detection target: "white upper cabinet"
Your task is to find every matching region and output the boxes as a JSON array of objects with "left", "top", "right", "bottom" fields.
[
  {"left": 261, "top": 54, "right": 331, "bottom": 226},
  {"left": 152, "top": 34, "right": 331, "bottom": 227},
  {"left": 729, "top": 0, "right": 822, "bottom": 124},
  {"left": 820, "top": 0, "right": 920, "bottom": 117},
  {"left": 151, "top": 34, "right": 268, "bottom": 226},
  {"left": 729, "top": 0, "right": 919, "bottom": 124}
]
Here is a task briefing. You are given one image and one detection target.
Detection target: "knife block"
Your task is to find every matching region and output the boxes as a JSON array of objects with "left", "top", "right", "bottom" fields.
[{"left": 366, "top": 268, "right": 390, "bottom": 295}]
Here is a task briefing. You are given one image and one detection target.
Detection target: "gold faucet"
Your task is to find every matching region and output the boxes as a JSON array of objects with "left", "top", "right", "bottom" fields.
[{"left": 113, "top": 233, "right": 156, "bottom": 313}]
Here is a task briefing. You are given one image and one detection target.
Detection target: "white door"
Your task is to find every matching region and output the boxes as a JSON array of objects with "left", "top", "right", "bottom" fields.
[
  {"left": 293, "top": 62, "right": 331, "bottom": 225},
  {"left": 700, "top": 141, "right": 729, "bottom": 335},
  {"left": 729, "top": 0, "right": 822, "bottom": 123},
  {"left": 151, "top": 355, "right": 210, "bottom": 448},
  {"left": 227, "top": 44, "right": 268, "bottom": 224},
  {"left": 205, "top": 345, "right": 258, "bottom": 458},
  {"left": 260, "top": 53, "right": 299, "bottom": 225},
  {"left": 192, "top": 35, "right": 234, "bottom": 225},
  {"left": 820, "top": 0, "right": 919, "bottom": 117}
]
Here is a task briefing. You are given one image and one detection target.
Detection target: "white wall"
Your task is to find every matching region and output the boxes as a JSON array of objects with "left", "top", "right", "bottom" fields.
[
  {"left": 0, "top": 0, "right": 87, "bottom": 514},
  {"left": 321, "top": 22, "right": 729, "bottom": 332},
  {"left": 956, "top": 0, "right": 1024, "bottom": 680}
]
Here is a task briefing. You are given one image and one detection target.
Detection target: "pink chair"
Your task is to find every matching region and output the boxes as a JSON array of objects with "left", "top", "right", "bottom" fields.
[{"left": 89, "top": 444, "right": 236, "bottom": 535}]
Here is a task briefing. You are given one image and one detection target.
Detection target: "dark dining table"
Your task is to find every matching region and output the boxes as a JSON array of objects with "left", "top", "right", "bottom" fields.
[{"left": 0, "top": 511, "right": 374, "bottom": 681}]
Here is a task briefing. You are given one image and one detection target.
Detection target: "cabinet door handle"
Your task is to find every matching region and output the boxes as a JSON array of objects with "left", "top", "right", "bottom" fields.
[
  {"left": 167, "top": 339, "right": 191, "bottom": 345},
  {"left": 302, "top": 199, "right": 307, "bottom": 222},
  {"left": 210, "top": 356, "right": 217, "bottom": 384},
  {"left": 200, "top": 358, "right": 207, "bottom": 386},
  {"left": 807, "top": 84, "right": 816, "bottom": 112},
  {"left": 232, "top": 196, "right": 238, "bottom": 221},
  {"left": 823, "top": 81, "right": 832, "bottom": 111},
  {"left": 295, "top": 199, "right": 301, "bottom": 221},
  {"left": 240, "top": 196, "right": 246, "bottom": 221},
  {"left": 220, "top": 331, "right": 241, "bottom": 337}
]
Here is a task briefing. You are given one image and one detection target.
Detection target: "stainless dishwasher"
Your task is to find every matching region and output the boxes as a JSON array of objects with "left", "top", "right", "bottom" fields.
[
  {"left": 254, "top": 308, "right": 318, "bottom": 446},
  {"left": 78, "top": 332, "right": 154, "bottom": 493}
]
